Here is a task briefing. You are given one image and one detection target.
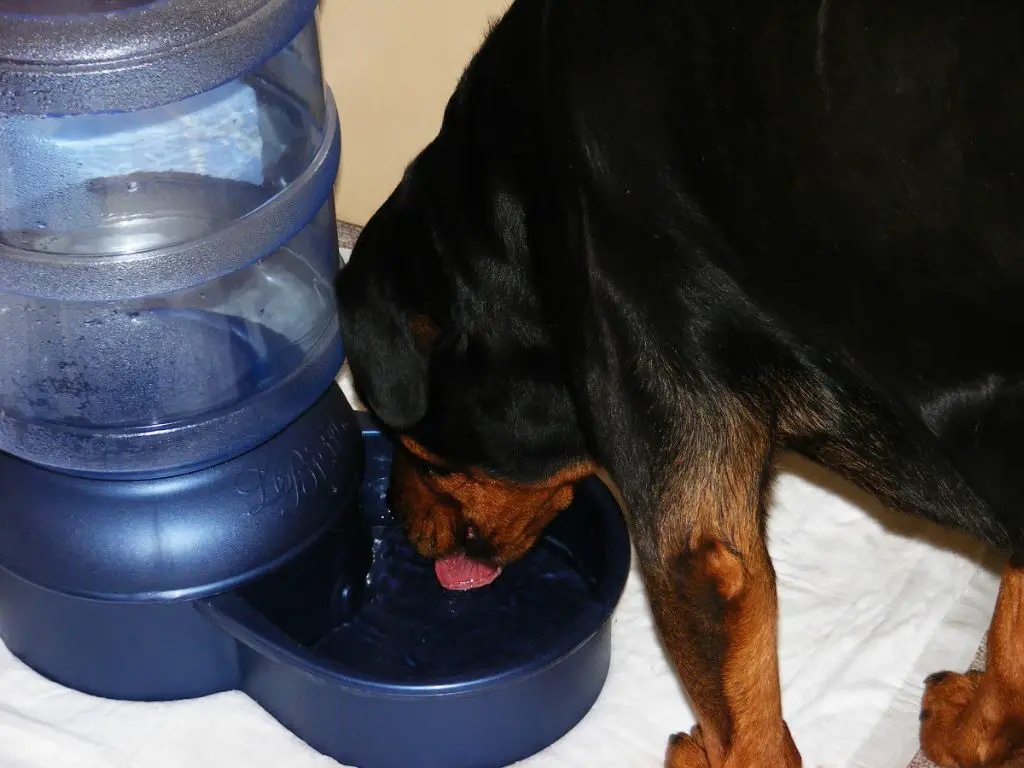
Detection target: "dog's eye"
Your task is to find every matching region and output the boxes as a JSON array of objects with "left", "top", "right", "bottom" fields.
[
  {"left": 450, "top": 302, "right": 465, "bottom": 325},
  {"left": 411, "top": 455, "right": 446, "bottom": 479}
]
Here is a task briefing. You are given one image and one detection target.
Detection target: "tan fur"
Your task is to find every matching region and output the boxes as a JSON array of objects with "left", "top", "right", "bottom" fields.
[
  {"left": 391, "top": 436, "right": 596, "bottom": 565},
  {"left": 649, "top": 412, "right": 801, "bottom": 768},
  {"left": 920, "top": 560, "right": 1024, "bottom": 767}
]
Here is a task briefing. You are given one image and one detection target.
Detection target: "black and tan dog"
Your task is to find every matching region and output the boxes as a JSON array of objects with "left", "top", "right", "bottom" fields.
[{"left": 337, "top": 1, "right": 1024, "bottom": 765}]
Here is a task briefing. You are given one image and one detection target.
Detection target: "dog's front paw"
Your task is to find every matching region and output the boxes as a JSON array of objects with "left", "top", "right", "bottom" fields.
[
  {"left": 919, "top": 669, "right": 1023, "bottom": 767},
  {"left": 665, "top": 726, "right": 711, "bottom": 768}
]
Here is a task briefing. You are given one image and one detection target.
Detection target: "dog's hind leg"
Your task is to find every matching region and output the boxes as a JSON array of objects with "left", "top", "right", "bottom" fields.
[
  {"left": 919, "top": 554, "right": 1024, "bottom": 767},
  {"left": 629, "top": 404, "right": 801, "bottom": 768}
]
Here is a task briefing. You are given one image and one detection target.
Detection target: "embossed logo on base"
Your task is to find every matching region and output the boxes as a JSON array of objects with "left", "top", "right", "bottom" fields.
[{"left": 234, "top": 418, "right": 351, "bottom": 517}]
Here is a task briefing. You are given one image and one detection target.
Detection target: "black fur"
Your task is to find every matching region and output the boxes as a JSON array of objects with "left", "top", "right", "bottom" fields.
[{"left": 338, "top": 0, "right": 1024, "bottom": 555}]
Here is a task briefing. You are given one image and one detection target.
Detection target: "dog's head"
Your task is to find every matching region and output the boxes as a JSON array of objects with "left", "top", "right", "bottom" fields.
[
  {"left": 337, "top": 9, "right": 594, "bottom": 585},
  {"left": 337, "top": 163, "right": 592, "bottom": 584}
]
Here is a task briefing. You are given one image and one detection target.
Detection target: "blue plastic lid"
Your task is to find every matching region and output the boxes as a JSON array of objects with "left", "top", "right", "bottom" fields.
[{"left": 0, "top": 0, "right": 319, "bottom": 115}]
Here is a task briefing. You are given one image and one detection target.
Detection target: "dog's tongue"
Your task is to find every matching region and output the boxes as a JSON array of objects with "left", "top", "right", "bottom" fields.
[{"left": 435, "top": 553, "right": 502, "bottom": 591}]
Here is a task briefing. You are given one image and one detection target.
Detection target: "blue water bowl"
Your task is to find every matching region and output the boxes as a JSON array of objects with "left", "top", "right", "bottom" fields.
[
  {"left": 202, "top": 418, "right": 631, "bottom": 768},
  {"left": 0, "top": 403, "right": 631, "bottom": 767}
]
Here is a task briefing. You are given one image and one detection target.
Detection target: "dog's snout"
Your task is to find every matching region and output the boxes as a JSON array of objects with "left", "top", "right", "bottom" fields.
[{"left": 462, "top": 523, "right": 496, "bottom": 561}]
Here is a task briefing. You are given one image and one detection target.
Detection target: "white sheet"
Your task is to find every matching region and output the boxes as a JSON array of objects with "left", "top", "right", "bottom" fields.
[{"left": 0, "top": 318, "right": 1004, "bottom": 768}]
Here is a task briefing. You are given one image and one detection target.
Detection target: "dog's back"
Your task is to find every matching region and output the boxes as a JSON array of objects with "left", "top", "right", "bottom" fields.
[{"left": 533, "top": 0, "right": 1024, "bottom": 543}]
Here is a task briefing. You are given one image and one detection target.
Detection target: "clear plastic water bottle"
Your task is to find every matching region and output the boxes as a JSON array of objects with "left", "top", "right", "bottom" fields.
[{"left": 0, "top": 0, "right": 343, "bottom": 478}]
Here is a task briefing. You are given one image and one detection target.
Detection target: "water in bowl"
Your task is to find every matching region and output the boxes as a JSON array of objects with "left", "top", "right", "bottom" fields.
[
  {"left": 0, "top": 212, "right": 342, "bottom": 478},
  {"left": 314, "top": 526, "right": 600, "bottom": 683},
  {"left": 239, "top": 504, "right": 606, "bottom": 687}
]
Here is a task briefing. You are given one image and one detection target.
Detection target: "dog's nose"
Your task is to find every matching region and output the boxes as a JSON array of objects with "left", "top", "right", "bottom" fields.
[{"left": 462, "top": 524, "right": 496, "bottom": 561}]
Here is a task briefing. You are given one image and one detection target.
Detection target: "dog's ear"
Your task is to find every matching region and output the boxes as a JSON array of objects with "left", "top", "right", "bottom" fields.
[
  {"left": 337, "top": 264, "right": 431, "bottom": 429},
  {"left": 336, "top": 209, "right": 438, "bottom": 430}
]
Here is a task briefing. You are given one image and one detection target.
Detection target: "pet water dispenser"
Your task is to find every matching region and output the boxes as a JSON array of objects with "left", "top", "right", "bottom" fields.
[
  {"left": 0, "top": 3, "right": 632, "bottom": 767},
  {"left": 0, "top": 0, "right": 360, "bottom": 706}
]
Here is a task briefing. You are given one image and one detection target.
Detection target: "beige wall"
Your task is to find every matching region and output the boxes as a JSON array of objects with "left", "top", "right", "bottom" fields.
[{"left": 319, "top": 0, "right": 511, "bottom": 227}]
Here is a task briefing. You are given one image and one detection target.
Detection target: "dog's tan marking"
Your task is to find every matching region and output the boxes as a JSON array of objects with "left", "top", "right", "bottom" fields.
[
  {"left": 392, "top": 437, "right": 596, "bottom": 564},
  {"left": 640, "top": 408, "right": 801, "bottom": 768},
  {"left": 920, "top": 557, "right": 1024, "bottom": 767}
]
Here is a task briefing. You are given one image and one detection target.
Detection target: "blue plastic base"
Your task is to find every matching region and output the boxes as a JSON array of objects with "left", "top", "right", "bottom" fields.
[
  {"left": 0, "top": 382, "right": 363, "bottom": 700},
  {"left": 0, "top": 576, "right": 241, "bottom": 701},
  {"left": 0, "top": 383, "right": 362, "bottom": 602}
]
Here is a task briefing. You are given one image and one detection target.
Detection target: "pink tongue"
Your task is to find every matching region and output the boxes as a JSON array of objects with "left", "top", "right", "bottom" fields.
[{"left": 434, "top": 553, "right": 502, "bottom": 591}]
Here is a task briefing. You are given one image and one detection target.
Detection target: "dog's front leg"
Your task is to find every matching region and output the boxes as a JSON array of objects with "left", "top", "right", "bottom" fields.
[{"left": 630, "top": 413, "right": 801, "bottom": 768}]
